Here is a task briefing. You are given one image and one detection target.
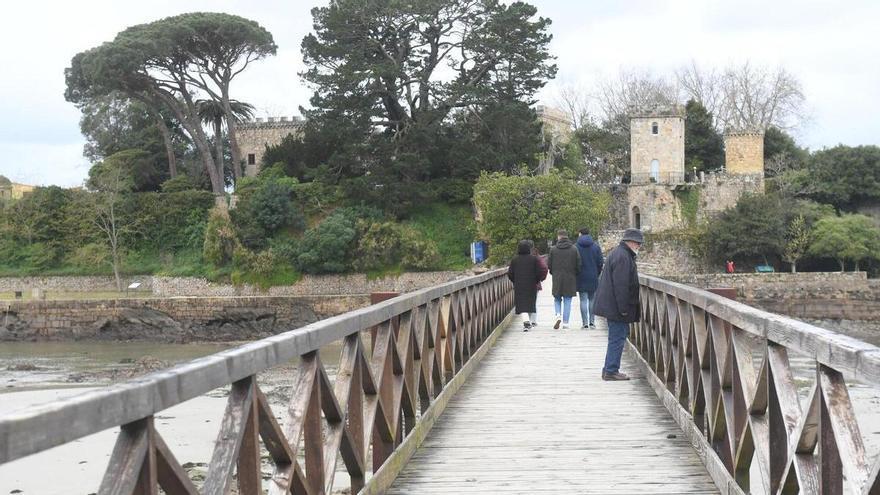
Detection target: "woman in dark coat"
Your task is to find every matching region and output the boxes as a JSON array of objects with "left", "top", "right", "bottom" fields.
[{"left": 508, "top": 240, "right": 547, "bottom": 331}]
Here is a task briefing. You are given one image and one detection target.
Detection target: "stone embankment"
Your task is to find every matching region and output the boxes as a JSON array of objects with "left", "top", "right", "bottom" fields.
[
  {"left": 0, "top": 271, "right": 472, "bottom": 342},
  {"left": 1, "top": 295, "right": 368, "bottom": 342},
  {"left": 0, "top": 271, "right": 465, "bottom": 297},
  {"left": 668, "top": 271, "right": 880, "bottom": 322}
]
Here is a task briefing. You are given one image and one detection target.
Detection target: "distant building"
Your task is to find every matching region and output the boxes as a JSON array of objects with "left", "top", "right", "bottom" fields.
[
  {"left": 603, "top": 109, "right": 764, "bottom": 234},
  {"left": 0, "top": 176, "right": 34, "bottom": 200},
  {"left": 237, "top": 116, "right": 305, "bottom": 177}
]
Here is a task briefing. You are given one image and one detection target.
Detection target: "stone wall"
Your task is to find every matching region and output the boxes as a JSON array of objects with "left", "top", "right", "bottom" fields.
[
  {"left": 1, "top": 295, "right": 369, "bottom": 342},
  {"left": 697, "top": 172, "right": 764, "bottom": 220},
  {"left": 603, "top": 173, "right": 764, "bottom": 234},
  {"left": 724, "top": 132, "right": 764, "bottom": 175},
  {"left": 0, "top": 271, "right": 466, "bottom": 298},
  {"left": 598, "top": 231, "right": 706, "bottom": 277},
  {"left": 630, "top": 115, "right": 685, "bottom": 184},
  {"left": 0, "top": 276, "right": 151, "bottom": 293},
  {"left": 150, "top": 271, "right": 465, "bottom": 297}
]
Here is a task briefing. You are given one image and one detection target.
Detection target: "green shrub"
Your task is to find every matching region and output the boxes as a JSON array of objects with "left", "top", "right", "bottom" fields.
[
  {"left": 67, "top": 243, "right": 110, "bottom": 269},
  {"left": 474, "top": 172, "right": 610, "bottom": 264},
  {"left": 295, "top": 207, "right": 382, "bottom": 273},
  {"left": 295, "top": 210, "right": 362, "bottom": 274},
  {"left": 404, "top": 202, "right": 475, "bottom": 270},
  {"left": 354, "top": 221, "right": 403, "bottom": 271},
  {"left": 400, "top": 232, "right": 441, "bottom": 270},
  {"left": 160, "top": 175, "right": 199, "bottom": 192},
  {"left": 231, "top": 171, "right": 305, "bottom": 250},
  {"left": 203, "top": 208, "right": 239, "bottom": 267}
]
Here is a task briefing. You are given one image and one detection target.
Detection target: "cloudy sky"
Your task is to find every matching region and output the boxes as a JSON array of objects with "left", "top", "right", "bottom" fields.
[{"left": 1, "top": 0, "right": 877, "bottom": 187}]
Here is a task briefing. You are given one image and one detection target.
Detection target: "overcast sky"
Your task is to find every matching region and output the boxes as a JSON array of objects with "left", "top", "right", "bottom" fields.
[{"left": 1, "top": 0, "right": 877, "bottom": 187}]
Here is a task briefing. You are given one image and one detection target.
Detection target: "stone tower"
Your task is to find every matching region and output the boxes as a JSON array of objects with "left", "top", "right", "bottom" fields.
[
  {"left": 724, "top": 131, "right": 765, "bottom": 175},
  {"left": 630, "top": 107, "right": 685, "bottom": 184},
  {"left": 237, "top": 117, "right": 305, "bottom": 177}
]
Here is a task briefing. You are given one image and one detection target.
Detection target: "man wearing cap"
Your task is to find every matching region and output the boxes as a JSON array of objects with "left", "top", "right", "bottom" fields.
[{"left": 593, "top": 228, "right": 643, "bottom": 381}]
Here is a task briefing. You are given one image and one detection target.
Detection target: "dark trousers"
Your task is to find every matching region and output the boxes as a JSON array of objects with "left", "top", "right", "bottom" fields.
[{"left": 603, "top": 319, "right": 630, "bottom": 374}]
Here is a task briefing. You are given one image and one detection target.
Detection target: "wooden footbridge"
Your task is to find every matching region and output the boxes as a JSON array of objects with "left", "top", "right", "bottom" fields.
[{"left": 2, "top": 269, "right": 880, "bottom": 494}]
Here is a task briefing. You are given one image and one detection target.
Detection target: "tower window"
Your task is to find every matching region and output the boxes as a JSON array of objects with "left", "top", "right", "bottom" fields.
[
  {"left": 632, "top": 206, "right": 641, "bottom": 230},
  {"left": 651, "top": 122, "right": 659, "bottom": 135},
  {"left": 247, "top": 153, "right": 256, "bottom": 165}
]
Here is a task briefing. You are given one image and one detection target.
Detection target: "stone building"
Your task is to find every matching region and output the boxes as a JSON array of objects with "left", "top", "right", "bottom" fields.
[
  {"left": 604, "top": 110, "right": 764, "bottom": 234},
  {"left": 237, "top": 117, "right": 305, "bottom": 177},
  {"left": 0, "top": 176, "right": 34, "bottom": 200},
  {"left": 630, "top": 107, "right": 685, "bottom": 184}
]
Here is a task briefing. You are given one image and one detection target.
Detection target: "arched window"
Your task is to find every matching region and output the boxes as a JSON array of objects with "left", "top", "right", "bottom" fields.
[
  {"left": 650, "top": 159, "right": 660, "bottom": 182},
  {"left": 632, "top": 206, "right": 641, "bottom": 230},
  {"left": 651, "top": 122, "right": 659, "bottom": 135}
]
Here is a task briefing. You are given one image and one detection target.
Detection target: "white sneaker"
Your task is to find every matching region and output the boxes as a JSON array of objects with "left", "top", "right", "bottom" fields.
[
  {"left": 562, "top": 323, "right": 570, "bottom": 329},
  {"left": 553, "top": 315, "right": 562, "bottom": 330}
]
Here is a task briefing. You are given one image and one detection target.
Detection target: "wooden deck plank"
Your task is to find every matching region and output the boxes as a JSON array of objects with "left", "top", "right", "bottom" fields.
[{"left": 387, "top": 279, "right": 719, "bottom": 494}]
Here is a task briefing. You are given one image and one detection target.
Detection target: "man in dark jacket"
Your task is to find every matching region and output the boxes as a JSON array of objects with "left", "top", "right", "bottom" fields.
[
  {"left": 593, "top": 228, "right": 643, "bottom": 381},
  {"left": 575, "top": 228, "right": 604, "bottom": 329},
  {"left": 548, "top": 229, "right": 581, "bottom": 329}
]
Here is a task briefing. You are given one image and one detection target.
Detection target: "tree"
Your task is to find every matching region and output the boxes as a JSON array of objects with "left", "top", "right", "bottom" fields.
[
  {"left": 804, "top": 145, "right": 880, "bottom": 209},
  {"left": 197, "top": 99, "right": 255, "bottom": 184},
  {"left": 77, "top": 92, "right": 184, "bottom": 179},
  {"left": 473, "top": 171, "right": 610, "bottom": 264},
  {"left": 298, "top": 0, "right": 556, "bottom": 206},
  {"left": 66, "top": 13, "right": 275, "bottom": 193},
  {"left": 571, "top": 117, "right": 629, "bottom": 185},
  {"left": 87, "top": 149, "right": 167, "bottom": 193},
  {"left": 705, "top": 194, "right": 787, "bottom": 265},
  {"left": 84, "top": 162, "right": 137, "bottom": 290},
  {"left": 809, "top": 215, "right": 880, "bottom": 272},
  {"left": 595, "top": 69, "right": 678, "bottom": 122},
  {"left": 764, "top": 127, "right": 808, "bottom": 165},
  {"left": 782, "top": 215, "right": 811, "bottom": 273},
  {"left": 303, "top": 0, "right": 555, "bottom": 136},
  {"left": 678, "top": 62, "right": 805, "bottom": 131},
  {"left": 684, "top": 99, "right": 724, "bottom": 173},
  {"left": 166, "top": 13, "right": 276, "bottom": 183}
]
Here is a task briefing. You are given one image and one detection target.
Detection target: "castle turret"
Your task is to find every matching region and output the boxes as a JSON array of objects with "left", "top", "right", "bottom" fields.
[
  {"left": 724, "top": 130, "right": 764, "bottom": 175},
  {"left": 630, "top": 106, "right": 685, "bottom": 184},
  {"left": 237, "top": 116, "right": 305, "bottom": 177}
]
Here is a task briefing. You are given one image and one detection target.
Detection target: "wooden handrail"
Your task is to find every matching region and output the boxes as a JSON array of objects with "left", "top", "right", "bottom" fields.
[
  {"left": 633, "top": 274, "right": 880, "bottom": 494},
  {"left": 0, "top": 268, "right": 514, "bottom": 495}
]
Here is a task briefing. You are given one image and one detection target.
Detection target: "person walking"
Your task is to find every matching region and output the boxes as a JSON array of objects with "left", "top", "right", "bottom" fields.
[
  {"left": 548, "top": 229, "right": 581, "bottom": 329},
  {"left": 508, "top": 240, "right": 547, "bottom": 331},
  {"left": 575, "top": 228, "right": 604, "bottom": 329},
  {"left": 594, "top": 228, "right": 643, "bottom": 381}
]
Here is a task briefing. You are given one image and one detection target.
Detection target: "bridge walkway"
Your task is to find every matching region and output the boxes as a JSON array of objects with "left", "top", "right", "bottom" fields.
[{"left": 388, "top": 282, "right": 719, "bottom": 494}]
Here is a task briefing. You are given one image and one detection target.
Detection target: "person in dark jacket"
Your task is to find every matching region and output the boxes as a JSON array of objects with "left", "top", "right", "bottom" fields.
[
  {"left": 575, "top": 228, "right": 604, "bottom": 329},
  {"left": 548, "top": 230, "right": 581, "bottom": 329},
  {"left": 593, "top": 228, "right": 643, "bottom": 381},
  {"left": 508, "top": 240, "right": 547, "bottom": 331}
]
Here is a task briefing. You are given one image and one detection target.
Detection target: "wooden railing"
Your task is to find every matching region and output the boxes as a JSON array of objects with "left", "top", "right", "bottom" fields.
[
  {"left": 0, "top": 269, "right": 513, "bottom": 494},
  {"left": 631, "top": 275, "right": 880, "bottom": 495}
]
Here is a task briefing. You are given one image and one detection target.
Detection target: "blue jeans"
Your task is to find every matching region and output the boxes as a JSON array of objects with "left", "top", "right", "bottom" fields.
[
  {"left": 553, "top": 296, "right": 573, "bottom": 323},
  {"left": 578, "top": 290, "right": 596, "bottom": 326},
  {"left": 603, "top": 320, "right": 630, "bottom": 374}
]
